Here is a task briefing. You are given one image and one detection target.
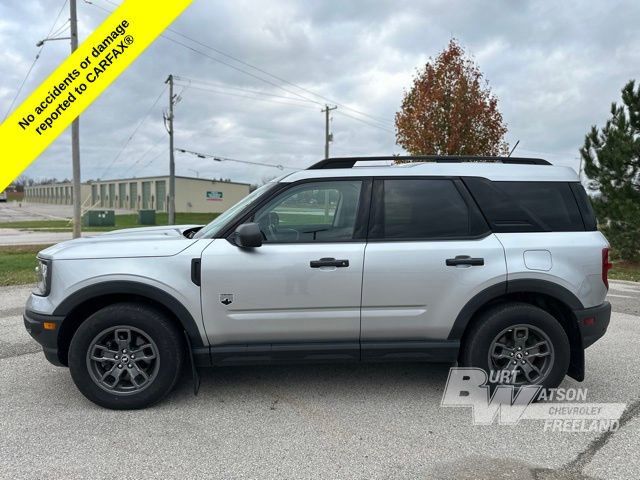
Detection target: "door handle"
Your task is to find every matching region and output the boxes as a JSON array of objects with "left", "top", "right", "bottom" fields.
[
  {"left": 446, "top": 255, "right": 484, "bottom": 266},
  {"left": 310, "top": 257, "right": 349, "bottom": 268}
]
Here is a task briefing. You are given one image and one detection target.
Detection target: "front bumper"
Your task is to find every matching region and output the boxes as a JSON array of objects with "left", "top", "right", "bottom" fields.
[
  {"left": 574, "top": 301, "right": 612, "bottom": 349},
  {"left": 23, "top": 310, "right": 65, "bottom": 366}
]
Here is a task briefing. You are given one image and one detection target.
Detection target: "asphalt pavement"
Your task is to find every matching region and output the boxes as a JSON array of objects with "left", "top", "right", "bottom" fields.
[
  {"left": 0, "top": 202, "right": 125, "bottom": 245},
  {"left": 0, "top": 281, "right": 638, "bottom": 479}
]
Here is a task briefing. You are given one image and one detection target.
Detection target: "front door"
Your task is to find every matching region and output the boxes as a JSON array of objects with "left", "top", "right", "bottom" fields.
[{"left": 200, "top": 179, "right": 370, "bottom": 351}]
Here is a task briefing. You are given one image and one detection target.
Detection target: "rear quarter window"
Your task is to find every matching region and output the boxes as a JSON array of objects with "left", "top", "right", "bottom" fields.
[{"left": 463, "top": 178, "right": 586, "bottom": 232}]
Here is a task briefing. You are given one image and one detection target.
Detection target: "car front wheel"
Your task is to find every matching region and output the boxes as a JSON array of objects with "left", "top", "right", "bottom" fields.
[{"left": 68, "top": 303, "right": 184, "bottom": 409}]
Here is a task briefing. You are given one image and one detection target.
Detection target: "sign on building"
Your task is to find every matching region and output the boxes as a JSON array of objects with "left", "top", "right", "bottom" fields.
[{"left": 206, "top": 191, "right": 223, "bottom": 201}]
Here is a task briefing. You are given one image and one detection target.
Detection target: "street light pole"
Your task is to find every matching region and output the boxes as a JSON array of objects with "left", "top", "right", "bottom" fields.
[{"left": 70, "top": 0, "right": 82, "bottom": 238}]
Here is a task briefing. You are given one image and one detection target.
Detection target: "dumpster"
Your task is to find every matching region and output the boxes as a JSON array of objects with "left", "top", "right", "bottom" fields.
[
  {"left": 83, "top": 210, "right": 115, "bottom": 227},
  {"left": 138, "top": 209, "right": 156, "bottom": 225}
]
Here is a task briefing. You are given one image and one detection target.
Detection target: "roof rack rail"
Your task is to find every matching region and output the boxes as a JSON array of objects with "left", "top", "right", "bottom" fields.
[{"left": 307, "top": 156, "right": 551, "bottom": 169}]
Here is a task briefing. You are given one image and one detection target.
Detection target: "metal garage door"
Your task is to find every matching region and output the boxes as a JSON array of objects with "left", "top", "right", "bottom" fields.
[
  {"left": 129, "top": 183, "right": 138, "bottom": 209},
  {"left": 99, "top": 184, "right": 106, "bottom": 207},
  {"left": 108, "top": 184, "right": 115, "bottom": 208},
  {"left": 142, "top": 181, "right": 151, "bottom": 209},
  {"left": 118, "top": 183, "right": 126, "bottom": 209},
  {"left": 155, "top": 181, "right": 166, "bottom": 211}
]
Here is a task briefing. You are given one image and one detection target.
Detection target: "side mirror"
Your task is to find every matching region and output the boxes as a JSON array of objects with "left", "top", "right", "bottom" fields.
[{"left": 234, "top": 223, "right": 263, "bottom": 248}]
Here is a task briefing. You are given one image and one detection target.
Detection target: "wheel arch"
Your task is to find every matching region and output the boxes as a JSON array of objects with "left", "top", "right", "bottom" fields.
[
  {"left": 449, "top": 279, "right": 585, "bottom": 381},
  {"left": 54, "top": 281, "right": 205, "bottom": 366}
]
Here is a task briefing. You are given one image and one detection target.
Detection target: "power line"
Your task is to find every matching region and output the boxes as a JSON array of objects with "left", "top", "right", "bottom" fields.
[
  {"left": 121, "top": 143, "right": 164, "bottom": 177},
  {"left": 85, "top": 0, "right": 394, "bottom": 129},
  {"left": 100, "top": 84, "right": 167, "bottom": 178},
  {"left": 172, "top": 82, "right": 319, "bottom": 110},
  {"left": 176, "top": 148, "right": 300, "bottom": 171},
  {"left": 174, "top": 76, "right": 319, "bottom": 104},
  {"left": 2, "top": 0, "right": 69, "bottom": 120},
  {"left": 334, "top": 109, "right": 395, "bottom": 134},
  {"left": 50, "top": 19, "right": 71, "bottom": 39}
]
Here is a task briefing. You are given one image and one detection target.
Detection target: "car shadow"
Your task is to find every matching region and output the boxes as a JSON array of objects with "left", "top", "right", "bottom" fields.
[{"left": 171, "top": 361, "right": 454, "bottom": 405}]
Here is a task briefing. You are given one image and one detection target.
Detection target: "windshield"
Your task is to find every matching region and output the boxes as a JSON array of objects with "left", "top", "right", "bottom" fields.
[{"left": 193, "top": 182, "right": 277, "bottom": 239}]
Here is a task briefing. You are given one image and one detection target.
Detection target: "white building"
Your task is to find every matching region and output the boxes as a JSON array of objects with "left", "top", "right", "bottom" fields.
[{"left": 24, "top": 175, "right": 251, "bottom": 213}]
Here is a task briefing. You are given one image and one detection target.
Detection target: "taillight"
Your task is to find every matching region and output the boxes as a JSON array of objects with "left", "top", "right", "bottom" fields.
[{"left": 602, "top": 247, "right": 613, "bottom": 289}]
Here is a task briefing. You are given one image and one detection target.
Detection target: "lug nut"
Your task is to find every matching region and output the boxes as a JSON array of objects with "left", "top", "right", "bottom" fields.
[
  {"left": 521, "top": 361, "right": 526, "bottom": 364},
  {"left": 122, "top": 349, "right": 127, "bottom": 353},
  {"left": 525, "top": 352, "right": 529, "bottom": 356},
  {"left": 130, "top": 354, "right": 135, "bottom": 359},
  {"left": 115, "top": 355, "right": 119, "bottom": 360},
  {"left": 517, "top": 347, "right": 522, "bottom": 351},
  {"left": 512, "top": 361, "right": 517, "bottom": 365},
  {"left": 128, "top": 364, "right": 133, "bottom": 368},
  {"left": 510, "top": 353, "right": 514, "bottom": 357},
  {"left": 117, "top": 364, "right": 123, "bottom": 369}
]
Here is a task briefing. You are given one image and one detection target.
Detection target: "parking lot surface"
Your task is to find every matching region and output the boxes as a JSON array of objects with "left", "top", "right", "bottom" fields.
[{"left": 1, "top": 281, "right": 638, "bottom": 479}]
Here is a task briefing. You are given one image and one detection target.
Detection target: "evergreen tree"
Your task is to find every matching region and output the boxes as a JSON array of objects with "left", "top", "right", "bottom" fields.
[{"left": 581, "top": 80, "right": 640, "bottom": 261}]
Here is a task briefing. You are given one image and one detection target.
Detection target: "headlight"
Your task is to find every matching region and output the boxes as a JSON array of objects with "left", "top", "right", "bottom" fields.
[{"left": 34, "top": 257, "right": 51, "bottom": 296}]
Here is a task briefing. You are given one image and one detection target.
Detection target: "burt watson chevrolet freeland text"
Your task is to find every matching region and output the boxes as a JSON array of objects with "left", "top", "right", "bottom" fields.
[{"left": 18, "top": 20, "right": 133, "bottom": 136}]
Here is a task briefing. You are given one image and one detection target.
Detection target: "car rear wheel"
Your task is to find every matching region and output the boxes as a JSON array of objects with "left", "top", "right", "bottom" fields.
[
  {"left": 460, "top": 302, "right": 570, "bottom": 390},
  {"left": 68, "top": 303, "right": 184, "bottom": 409}
]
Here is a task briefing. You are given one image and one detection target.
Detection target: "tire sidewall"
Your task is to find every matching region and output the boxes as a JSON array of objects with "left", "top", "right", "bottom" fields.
[
  {"left": 68, "top": 303, "right": 183, "bottom": 409},
  {"left": 461, "top": 303, "right": 570, "bottom": 390}
]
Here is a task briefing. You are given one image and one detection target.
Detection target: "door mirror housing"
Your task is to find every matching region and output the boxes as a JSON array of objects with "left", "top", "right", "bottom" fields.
[{"left": 234, "top": 223, "right": 263, "bottom": 248}]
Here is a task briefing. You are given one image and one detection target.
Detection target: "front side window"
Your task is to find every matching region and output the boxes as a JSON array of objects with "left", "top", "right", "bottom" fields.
[
  {"left": 371, "top": 179, "right": 474, "bottom": 239},
  {"left": 253, "top": 180, "right": 363, "bottom": 243},
  {"left": 193, "top": 182, "right": 276, "bottom": 239}
]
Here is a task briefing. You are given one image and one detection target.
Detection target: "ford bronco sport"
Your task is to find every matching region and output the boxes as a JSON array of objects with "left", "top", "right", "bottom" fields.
[{"left": 24, "top": 156, "right": 612, "bottom": 409}]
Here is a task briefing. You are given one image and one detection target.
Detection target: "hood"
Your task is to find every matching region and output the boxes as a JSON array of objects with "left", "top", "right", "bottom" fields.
[
  {"left": 98, "top": 224, "right": 202, "bottom": 237},
  {"left": 39, "top": 224, "right": 204, "bottom": 260}
]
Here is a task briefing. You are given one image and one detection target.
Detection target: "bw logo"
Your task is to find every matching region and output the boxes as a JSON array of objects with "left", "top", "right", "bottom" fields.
[{"left": 219, "top": 294, "right": 233, "bottom": 306}]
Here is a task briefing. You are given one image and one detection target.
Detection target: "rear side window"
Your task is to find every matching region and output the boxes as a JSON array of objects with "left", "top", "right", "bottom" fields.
[
  {"left": 369, "top": 178, "right": 487, "bottom": 240},
  {"left": 463, "top": 178, "right": 585, "bottom": 232},
  {"left": 569, "top": 183, "right": 597, "bottom": 231}
]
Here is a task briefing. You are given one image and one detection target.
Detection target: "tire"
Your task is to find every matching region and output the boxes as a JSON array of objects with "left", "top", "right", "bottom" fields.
[
  {"left": 68, "top": 303, "right": 184, "bottom": 409},
  {"left": 460, "top": 302, "right": 570, "bottom": 391}
]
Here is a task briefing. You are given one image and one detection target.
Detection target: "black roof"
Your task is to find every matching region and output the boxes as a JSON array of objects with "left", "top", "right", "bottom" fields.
[{"left": 308, "top": 156, "right": 551, "bottom": 170}]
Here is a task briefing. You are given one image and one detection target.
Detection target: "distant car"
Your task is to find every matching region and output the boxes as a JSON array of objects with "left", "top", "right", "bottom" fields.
[
  {"left": 0, "top": 191, "right": 7, "bottom": 202},
  {"left": 24, "top": 156, "right": 611, "bottom": 409}
]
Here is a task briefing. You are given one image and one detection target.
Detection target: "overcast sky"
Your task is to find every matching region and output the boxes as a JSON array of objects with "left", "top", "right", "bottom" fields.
[{"left": 1, "top": 0, "right": 639, "bottom": 185}]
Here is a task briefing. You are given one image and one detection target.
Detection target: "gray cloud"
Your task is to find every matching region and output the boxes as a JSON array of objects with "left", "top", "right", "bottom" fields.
[{"left": 1, "top": 0, "right": 639, "bottom": 185}]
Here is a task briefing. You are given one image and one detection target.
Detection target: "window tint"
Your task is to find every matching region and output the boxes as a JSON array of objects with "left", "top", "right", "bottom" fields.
[
  {"left": 463, "top": 178, "right": 585, "bottom": 232},
  {"left": 253, "top": 180, "right": 362, "bottom": 243},
  {"left": 570, "top": 183, "right": 597, "bottom": 231},
  {"left": 372, "top": 179, "right": 473, "bottom": 239}
]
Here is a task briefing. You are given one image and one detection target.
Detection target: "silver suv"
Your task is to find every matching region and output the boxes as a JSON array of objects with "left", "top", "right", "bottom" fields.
[{"left": 24, "top": 156, "right": 612, "bottom": 409}]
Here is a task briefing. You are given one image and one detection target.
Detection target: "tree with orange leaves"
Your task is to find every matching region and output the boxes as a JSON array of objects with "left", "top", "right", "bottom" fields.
[{"left": 395, "top": 39, "right": 509, "bottom": 156}]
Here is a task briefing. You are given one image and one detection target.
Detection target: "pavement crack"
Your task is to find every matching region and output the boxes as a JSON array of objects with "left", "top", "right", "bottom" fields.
[{"left": 562, "top": 396, "right": 640, "bottom": 476}]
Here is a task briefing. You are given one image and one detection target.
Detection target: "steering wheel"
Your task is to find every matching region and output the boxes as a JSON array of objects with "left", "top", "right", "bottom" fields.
[{"left": 257, "top": 212, "right": 279, "bottom": 240}]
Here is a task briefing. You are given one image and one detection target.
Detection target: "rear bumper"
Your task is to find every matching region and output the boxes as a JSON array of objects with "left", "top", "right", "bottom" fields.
[
  {"left": 23, "top": 310, "right": 65, "bottom": 366},
  {"left": 574, "top": 301, "right": 611, "bottom": 349}
]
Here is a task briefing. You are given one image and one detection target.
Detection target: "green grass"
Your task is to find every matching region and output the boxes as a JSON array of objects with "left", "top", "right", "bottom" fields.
[
  {"left": 0, "top": 244, "right": 52, "bottom": 286},
  {"left": 0, "top": 212, "right": 218, "bottom": 232},
  {"left": 609, "top": 261, "right": 640, "bottom": 282}
]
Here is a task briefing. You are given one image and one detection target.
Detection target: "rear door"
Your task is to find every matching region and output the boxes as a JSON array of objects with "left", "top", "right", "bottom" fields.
[{"left": 361, "top": 177, "right": 507, "bottom": 347}]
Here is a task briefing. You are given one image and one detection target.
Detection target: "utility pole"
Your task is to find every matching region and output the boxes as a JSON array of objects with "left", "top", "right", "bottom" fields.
[
  {"left": 322, "top": 105, "right": 337, "bottom": 159},
  {"left": 70, "top": 0, "right": 81, "bottom": 238},
  {"left": 165, "top": 74, "right": 176, "bottom": 225}
]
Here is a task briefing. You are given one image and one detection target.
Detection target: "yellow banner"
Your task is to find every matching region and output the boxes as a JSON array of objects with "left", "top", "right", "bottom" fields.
[{"left": 0, "top": 0, "right": 192, "bottom": 191}]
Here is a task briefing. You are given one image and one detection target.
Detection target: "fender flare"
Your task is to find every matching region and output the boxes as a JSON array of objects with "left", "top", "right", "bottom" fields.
[
  {"left": 53, "top": 280, "right": 205, "bottom": 347},
  {"left": 447, "top": 279, "right": 583, "bottom": 340}
]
